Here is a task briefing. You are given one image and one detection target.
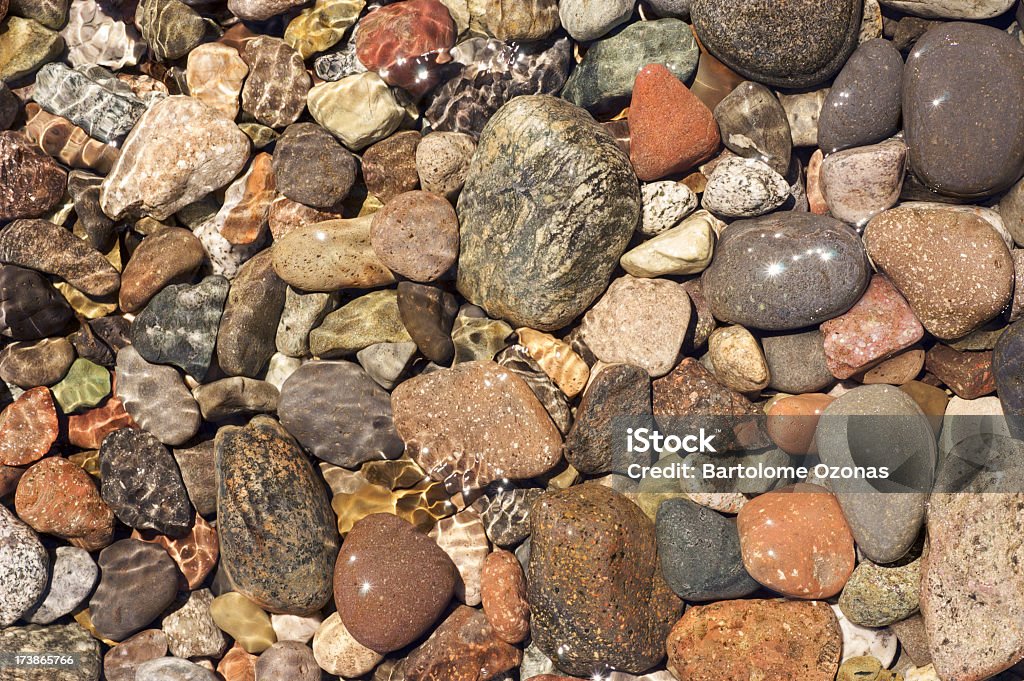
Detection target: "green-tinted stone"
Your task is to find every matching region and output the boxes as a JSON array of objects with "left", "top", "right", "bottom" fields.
[
  {"left": 51, "top": 358, "right": 110, "bottom": 413},
  {"left": 309, "top": 289, "right": 411, "bottom": 358},
  {"left": 561, "top": 18, "right": 699, "bottom": 114},
  {"left": 239, "top": 122, "right": 279, "bottom": 150},
  {"left": 0, "top": 16, "right": 64, "bottom": 83},
  {"left": 451, "top": 307, "right": 513, "bottom": 363},
  {"left": 839, "top": 555, "right": 921, "bottom": 628}
]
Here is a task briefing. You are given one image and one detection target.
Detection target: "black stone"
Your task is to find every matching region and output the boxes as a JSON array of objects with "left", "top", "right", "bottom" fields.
[
  {"left": 0, "top": 264, "right": 74, "bottom": 340},
  {"left": 272, "top": 123, "right": 357, "bottom": 209},
  {"left": 68, "top": 170, "right": 117, "bottom": 252}
]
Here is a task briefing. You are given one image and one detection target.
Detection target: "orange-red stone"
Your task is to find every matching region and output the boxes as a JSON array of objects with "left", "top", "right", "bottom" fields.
[
  {"left": 736, "top": 483, "right": 855, "bottom": 599},
  {"left": 628, "top": 63, "right": 720, "bottom": 182},
  {"left": 0, "top": 386, "right": 58, "bottom": 466},
  {"left": 481, "top": 549, "right": 530, "bottom": 645},
  {"left": 217, "top": 642, "right": 257, "bottom": 681},
  {"left": 15, "top": 456, "right": 115, "bottom": 551},
  {"left": 132, "top": 514, "right": 219, "bottom": 590},
  {"left": 765, "top": 393, "right": 834, "bottom": 456},
  {"left": 67, "top": 392, "right": 137, "bottom": 450}
]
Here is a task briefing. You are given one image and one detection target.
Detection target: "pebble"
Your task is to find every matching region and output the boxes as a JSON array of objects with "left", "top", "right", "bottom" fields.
[
  {"left": 210, "top": 592, "right": 277, "bottom": 654},
  {"left": 666, "top": 599, "right": 842, "bottom": 680},
  {"left": 707, "top": 325, "right": 770, "bottom": 393},
  {"left": 479, "top": 486, "right": 543, "bottom": 548},
  {"left": 370, "top": 190, "right": 460, "bottom": 282},
  {"left": 0, "top": 131, "right": 67, "bottom": 220},
  {"left": 925, "top": 344, "right": 995, "bottom": 399},
  {"left": 271, "top": 216, "right": 395, "bottom": 292},
  {"left": 23, "top": 546, "right": 97, "bottom": 624},
  {"left": 703, "top": 213, "right": 870, "bottom": 330},
  {"left": 401, "top": 604, "right": 523, "bottom": 681},
  {"left": 362, "top": 130, "right": 421, "bottom": 203},
  {"left": 131, "top": 276, "right": 229, "bottom": 380},
  {"left": 864, "top": 205, "right": 1014, "bottom": 339},
  {"left": 24, "top": 103, "right": 119, "bottom": 174},
  {"left": 115, "top": 346, "right": 202, "bottom": 446},
  {"left": 15, "top": 455, "right": 114, "bottom": 551},
  {"left": 276, "top": 288, "right": 336, "bottom": 358},
  {"left": 428, "top": 508, "right": 489, "bottom": 606},
  {"left": 881, "top": 0, "right": 1014, "bottom": 18},
  {"left": 31, "top": 63, "right": 145, "bottom": 144},
  {"left": 89, "top": 538, "right": 180, "bottom": 641},
  {"left": 637, "top": 182, "right": 700, "bottom": 236},
  {"left": 218, "top": 643, "right": 258, "bottom": 681},
  {"left": 271, "top": 612, "right": 321, "bottom": 644},
  {"left": 840, "top": 556, "right": 921, "bottom": 628},
  {"left": 163, "top": 589, "right": 228, "bottom": 659},
  {"left": 255, "top": 641, "right": 320, "bottom": 681},
  {"left": 217, "top": 250, "right": 288, "bottom": 377},
  {"left": 99, "top": 427, "right": 194, "bottom": 536},
  {"left": 737, "top": 483, "right": 855, "bottom": 598},
  {"left": 621, "top": 210, "right": 715, "bottom": 278},
  {"left": 714, "top": 80, "right": 792, "bottom": 175},
  {"left": 0, "top": 622, "right": 101, "bottom": 681},
  {"left": 334, "top": 512, "right": 457, "bottom": 653},
  {"left": 0, "top": 386, "right": 57, "bottom": 465},
  {"left": 832, "top": 605, "right": 898, "bottom": 666},
  {"left": 312, "top": 612, "right": 383, "bottom": 677},
  {"left": 496, "top": 344, "right": 573, "bottom": 435},
  {"left": 481, "top": 549, "right": 530, "bottom": 644},
  {"left": 416, "top": 131, "right": 475, "bottom": 200},
  {"left": 307, "top": 72, "right": 405, "bottom": 151},
  {"left": 0, "top": 264, "right": 75, "bottom": 340},
  {"left": 565, "top": 363, "right": 650, "bottom": 474},
  {"left": 216, "top": 416, "right": 340, "bottom": 615},
  {"left": 691, "top": 0, "right": 861, "bottom": 88},
  {"left": 100, "top": 96, "right": 251, "bottom": 221},
  {"left": 103, "top": 630, "right": 167, "bottom": 681},
  {"left": 561, "top": 18, "right": 699, "bottom": 114},
  {"left": 765, "top": 393, "right": 833, "bottom": 455},
  {"left": 529, "top": 485, "right": 680, "bottom": 676},
  {"left": 358, "top": 342, "right": 417, "bottom": 390},
  {"left": 458, "top": 95, "right": 638, "bottom": 331},
  {"left": 278, "top": 360, "right": 403, "bottom": 467},
  {"left": 0, "top": 505, "right": 48, "bottom": 627},
  {"left": 216, "top": 152, "right": 276, "bottom": 246},
  {"left": 397, "top": 281, "right": 458, "bottom": 364},
  {"left": 137, "top": 0, "right": 207, "bottom": 61},
  {"left": 904, "top": 22, "right": 1024, "bottom": 198},
  {"left": 193, "top": 376, "right": 279, "bottom": 420},
  {"left": 516, "top": 328, "right": 588, "bottom": 398},
  {"left": 821, "top": 139, "right": 908, "bottom": 226},
  {"left": 135, "top": 657, "right": 219, "bottom": 681},
  {"left": 137, "top": 514, "right": 218, "bottom": 589},
  {"left": 228, "top": 0, "right": 305, "bottom": 21},
  {"left": 762, "top": 330, "right": 835, "bottom": 393},
  {"left": 0, "top": 219, "right": 119, "bottom": 297},
  {"left": 819, "top": 39, "right": 903, "bottom": 154},
  {"left": 285, "top": 0, "right": 364, "bottom": 59},
  {"left": 702, "top": 156, "right": 790, "bottom": 218},
  {"left": 273, "top": 123, "right": 355, "bottom": 209},
  {"left": 0, "top": 16, "right": 64, "bottom": 83},
  {"left": 309, "top": 289, "right": 412, "bottom": 357},
  {"left": 451, "top": 306, "right": 514, "bottom": 363},
  {"left": 558, "top": 0, "right": 632, "bottom": 41},
  {"left": 185, "top": 43, "right": 248, "bottom": 120},
  {"left": 118, "top": 227, "right": 205, "bottom": 313}
]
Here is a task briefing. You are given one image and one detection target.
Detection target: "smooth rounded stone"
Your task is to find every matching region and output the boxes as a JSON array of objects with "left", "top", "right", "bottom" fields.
[
  {"left": 185, "top": 43, "right": 247, "bottom": 120},
  {"left": 831, "top": 605, "right": 898, "bottom": 667},
  {"left": 840, "top": 557, "right": 921, "bottom": 627},
  {"left": 708, "top": 325, "right": 769, "bottom": 393},
  {"left": 565, "top": 363, "right": 651, "bottom": 475},
  {"left": 370, "top": 190, "right": 460, "bottom": 282},
  {"left": 0, "top": 622, "right": 102, "bottom": 681},
  {"left": 998, "top": 178, "right": 1024, "bottom": 248},
  {"left": 398, "top": 282, "right": 458, "bottom": 365},
  {"left": 103, "top": 630, "right": 168, "bottom": 681},
  {"left": 271, "top": 216, "right": 395, "bottom": 292},
  {"left": 31, "top": 63, "right": 146, "bottom": 147},
  {"left": 271, "top": 612, "right": 321, "bottom": 644},
  {"left": 925, "top": 344, "right": 995, "bottom": 399},
  {"left": 557, "top": 0, "right": 632, "bottom": 41},
  {"left": 170, "top": 441, "right": 213, "bottom": 517},
  {"left": 817, "top": 386, "right": 935, "bottom": 563},
  {"left": 116, "top": 346, "right": 201, "bottom": 446},
  {"left": 703, "top": 213, "right": 870, "bottom": 331},
  {"left": 163, "top": 589, "right": 228, "bottom": 659},
  {"left": 308, "top": 73, "right": 405, "bottom": 151},
  {"left": 362, "top": 131, "right": 421, "bottom": 204},
  {"left": 217, "top": 642, "right": 258, "bottom": 681},
  {"left": 193, "top": 377, "right": 279, "bottom": 420},
  {"left": 904, "top": 23, "right": 1024, "bottom": 198},
  {"left": 228, "top": 0, "right": 305, "bottom": 20},
  {"left": 354, "top": 0, "right": 455, "bottom": 95},
  {"left": 667, "top": 599, "right": 841, "bottom": 681},
  {"left": 100, "top": 428, "right": 193, "bottom": 537},
  {"left": 334, "top": 513, "right": 456, "bottom": 653},
  {"left": 256, "top": 641, "right": 320, "bottom": 681},
  {"left": 428, "top": 508, "right": 489, "bottom": 606},
  {"left": 737, "top": 483, "right": 855, "bottom": 599},
  {"left": 312, "top": 613, "right": 382, "bottom": 677},
  {"left": 766, "top": 393, "right": 834, "bottom": 455},
  {"left": 637, "top": 182, "right": 700, "bottom": 236},
  {"left": 392, "top": 360, "right": 562, "bottom": 490},
  {"left": 452, "top": 306, "right": 515, "bottom": 363},
  {"left": 309, "top": 290, "right": 412, "bottom": 357},
  {"left": 134, "top": 658, "right": 218, "bottom": 681},
  {"left": 0, "top": 264, "right": 74, "bottom": 340},
  {"left": 655, "top": 497, "right": 758, "bottom": 602},
  {"left": 210, "top": 592, "right": 277, "bottom": 654},
  {"left": 818, "top": 39, "right": 903, "bottom": 154},
  {"left": 702, "top": 156, "right": 790, "bottom": 218},
  {"left": 137, "top": 0, "right": 205, "bottom": 61},
  {"left": 312, "top": 38, "right": 366, "bottom": 82},
  {"left": 480, "top": 486, "right": 543, "bottom": 548},
  {"left": 691, "top": 0, "right": 861, "bottom": 88},
  {"left": 481, "top": 549, "right": 530, "bottom": 645},
  {"left": 528, "top": 485, "right": 681, "bottom": 676},
  {"left": 898, "top": 380, "right": 947, "bottom": 435},
  {"left": 272, "top": 123, "right": 355, "bottom": 209},
  {"left": 217, "top": 250, "right": 288, "bottom": 377},
  {"left": 276, "top": 287, "right": 336, "bottom": 358},
  {"left": 880, "top": 0, "right": 1015, "bottom": 18},
  {"left": 100, "top": 96, "right": 250, "bottom": 221},
  {"left": 621, "top": 213, "right": 714, "bottom": 278},
  {"left": 457, "top": 95, "right": 639, "bottom": 332},
  {"left": 134, "top": 515, "right": 218, "bottom": 591},
  {"left": 119, "top": 228, "right": 205, "bottom": 313},
  {"left": 0, "top": 219, "right": 117, "bottom": 298},
  {"left": 822, "top": 140, "right": 907, "bottom": 227},
  {"left": 0, "top": 386, "right": 57, "bottom": 465},
  {"left": 561, "top": 18, "right": 698, "bottom": 114},
  {"left": 278, "top": 360, "right": 402, "bottom": 468},
  {"left": 762, "top": 330, "right": 834, "bottom": 393},
  {"left": 0, "top": 81, "right": 18, "bottom": 129},
  {"left": 0, "top": 132, "right": 67, "bottom": 221},
  {"left": 0, "top": 16, "right": 64, "bottom": 83},
  {"left": 416, "top": 131, "right": 475, "bottom": 200},
  {"left": 864, "top": 205, "right": 1013, "bottom": 339},
  {"left": 357, "top": 342, "right": 417, "bottom": 390},
  {"left": 0, "top": 505, "right": 48, "bottom": 627},
  {"left": 285, "top": 0, "right": 364, "bottom": 59},
  {"left": 23, "top": 546, "right": 96, "bottom": 625},
  {"left": 577, "top": 275, "right": 691, "bottom": 378},
  {"left": 216, "top": 416, "right": 340, "bottom": 615},
  {"left": 89, "top": 539, "right": 179, "bottom": 641},
  {"left": 131, "top": 276, "right": 228, "bottom": 380},
  {"left": 15, "top": 455, "right": 114, "bottom": 551},
  {"left": 68, "top": 171, "right": 116, "bottom": 251},
  {"left": 713, "top": 81, "right": 791, "bottom": 176}
]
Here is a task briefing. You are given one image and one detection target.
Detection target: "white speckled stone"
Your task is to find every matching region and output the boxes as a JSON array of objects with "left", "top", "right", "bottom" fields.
[
  {"left": 878, "top": 0, "right": 1015, "bottom": 20},
  {"left": 638, "top": 181, "right": 699, "bottom": 236},
  {"left": 0, "top": 506, "right": 49, "bottom": 627},
  {"left": 24, "top": 547, "right": 97, "bottom": 624},
  {"left": 702, "top": 156, "right": 790, "bottom": 218}
]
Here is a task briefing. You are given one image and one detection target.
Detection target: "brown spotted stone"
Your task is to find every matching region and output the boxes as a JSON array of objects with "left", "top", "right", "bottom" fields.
[
  {"left": 401, "top": 605, "right": 522, "bottom": 681},
  {"left": 0, "top": 131, "right": 67, "bottom": 220},
  {"left": 924, "top": 344, "right": 996, "bottom": 400},
  {"left": 737, "top": 483, "right": 855, "bottom": 599},
  {"left": 481, "top": 549, "right": 530, "bottom": 645},
  {"left": 15, "top": 456, "right": 115, "bottom": 551},
  {"left": 0, "top": 386, "right": 58, "bottom": 466},
  {"left": 119, "top": 227, "right": 206, "bottom": 313},
  {"left": 362, "top": 131, "right": 421, "bottom": 203},
  {"left": 370, "top": 190, "right": 460, "bottom": 282}
]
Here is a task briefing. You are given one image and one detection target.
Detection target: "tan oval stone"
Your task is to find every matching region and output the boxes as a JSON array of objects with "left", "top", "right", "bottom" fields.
[
  {"left": 210, "top": 592, "right": 277, "bottom": 654},
  {"left": 307, "top": 73, "right": 405, "bottom": 151},
  {"left": 312, "top": 612, "right": 383, "bottom": 678},
  {"left": 708, "top": 325, "right": 770, "bottom": 393},
  {"left": 271, "top": 217, "right": 395, "bottom": 292}
]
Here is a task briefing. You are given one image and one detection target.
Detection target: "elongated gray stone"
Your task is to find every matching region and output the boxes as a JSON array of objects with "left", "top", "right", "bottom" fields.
[
  {"left": 31, "top": 62, "right": 146, "bottom": 144},
  {"left": 115, "top": 346, "right": 201, "bottom": 446}
]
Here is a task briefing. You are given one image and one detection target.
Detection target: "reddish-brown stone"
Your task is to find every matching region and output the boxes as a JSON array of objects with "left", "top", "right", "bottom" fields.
[
  {"left": 765, "top": 393, "right": 833, "bottom": 456},
  {"left": 0, "top": 386, "right": 58, "bottom": 466},
  {"left": 15, "top": 456, "right": 115, "bottom": 551},
  {"left": 220, "top": 152, "right": 276, "bottom": 246},
  {"left": 666, "top": 599, "right": 842, "bottom": 681},
  {"left": 924, "top": 344, "right": 996, "bottom": 400},
  {"left": 0, "top": 131, "right": 68, "bottom": 220},
  {"left": 401, "top": 605, "right": 522, "bottom": 681},
  {"left": 217, "top": 642, "right": 257, "bottom": 681},
  {"left": 628, "top": 64, "right": 720, "bottom": 182},
  {"left": 67, "top": 384, "right": 138, "bottom": 450},
  {"left": 481, "top": 549, "right": 530, "bottom": 645},
  {"left": 362, "top": 131, "right": 421, "bottom": 203},
  {"left": 737, "top": 483, "right": 855, "bottom": 599},
  {"left": 820, "top": 274, "right": 924, "bottom": 379},
  {"left": 132, "top": 514, "right": 219, "bottom": 590}
]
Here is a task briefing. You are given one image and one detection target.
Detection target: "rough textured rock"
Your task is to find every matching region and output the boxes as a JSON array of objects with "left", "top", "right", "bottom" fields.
[
  {"left": 217, "top": 250, "right": 288, "bottom": 377},
  {"left": 371, "top": 190, "right": 460, "bottom": 283},
  {"left": 163, "top": 589, "right": 228, "bottom": 659},
  {"left": 22, "top": 546, "right": 97, "bottom": 625},
  {"left": 0, "top": 16, "right": 65, "bottom": 83},
  {"left": 216, "top": 416, "right": 340, "bottom": 615},
  {"left": 363, "top": 131, "right": 421, "bottom": 203},
  {"left": 0, "top": 219, "right": 118, "bottom": 297},
  {"left": 401, "top": 605, "right": 523, "bottom": 681},
  {"left": 0, "top": 623, "right": 101, "bottom": 681},
  {"left": 481, "top": 549, "right": 530, "bottom": 644},
  {"left": 714, "top": 80, "right": 792, "bottom": 176},
  {"left": 89, "top": 538, "right": 179, "bottom": 641},
  {"left": 457, "top": 95, "right": 639, "bottom": 332},
  {"left": 273, "top": 123, "right": 355, "bottom": 209},
  {"left": 0, "top": 386, "right": 57, "bottom": 466},
  {"left": 31, "top": 63, "right": 145, "bottom": 144},
  {"left": 115, "top": 346, "right": 201, "bottom": 446},
  {"left": 0, "top": 131, "right": 67, "bottom": 220},
  {"left": 257, "top": 640, "right": 321, "bottom": 681},
  {"left": 416, "top": 131, "right": 475, "bottom": 200},
  {"left": 103, "top": 630, "right": 168, "bottom": 681},
  {"left": 15, "top": 455, "right": 114, "bottom": 551},
  {"left": 312, "top": 613, "right": 382, "bottom": 677},
  {"left": 0, "top": 505, "right": 48, "bottom": 627}
]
